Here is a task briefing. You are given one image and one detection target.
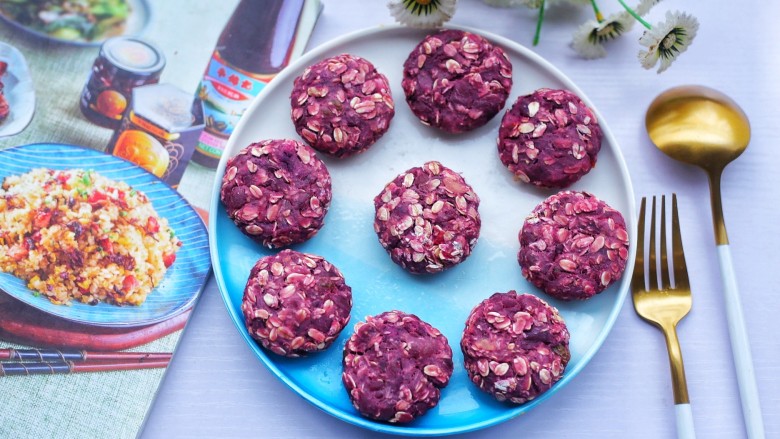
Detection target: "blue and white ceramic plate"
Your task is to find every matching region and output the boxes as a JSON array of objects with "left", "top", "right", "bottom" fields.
[
  {"left": 0, "top": 143, "right": 211, "bottom": 327},
  {"left": 210, "top": 26, "right": 636, "bottom": 436}
]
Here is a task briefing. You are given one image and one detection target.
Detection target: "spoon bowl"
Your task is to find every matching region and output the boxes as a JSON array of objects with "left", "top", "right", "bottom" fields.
[{"left": 646, "top": 85, "right": 751, "bottom": 172}]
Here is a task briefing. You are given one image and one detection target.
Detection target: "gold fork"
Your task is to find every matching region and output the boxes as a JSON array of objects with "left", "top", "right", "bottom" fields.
[{"left": 632, "top": 194, "right": 696, "bottom": 439}]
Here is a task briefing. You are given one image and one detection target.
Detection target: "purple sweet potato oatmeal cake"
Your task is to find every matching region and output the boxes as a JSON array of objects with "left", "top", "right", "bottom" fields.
[
  {"left": 290, "top": 53, "right": 395, "bottom": 158},
  {"left": 402, "top": 29, "right": 512, "bottom": 133},
  {"left": 518, "top": 191, "right": 629, "bottom": 301},
  {"left": 461, "top": 291, "right": 570, "bottom": 404},
  {"left": 242, "top": 249, "right": 352, "bottom": 357},
  {"left": 220, "top": 139, "right": 332, "bottom": 248},
  {"left": 497, "top": 88, "right": 602, "bottom": 188},
  {"left": 342, "top": 310, "right": 453, "bottom": 423},
  {"left": 373, "top": 161, "right": 481, "bottom": 274}
]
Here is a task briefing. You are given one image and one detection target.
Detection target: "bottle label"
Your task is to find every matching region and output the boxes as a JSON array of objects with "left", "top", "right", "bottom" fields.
[{"left": 196, "top": 53, "right": 271, "bottom": 157}]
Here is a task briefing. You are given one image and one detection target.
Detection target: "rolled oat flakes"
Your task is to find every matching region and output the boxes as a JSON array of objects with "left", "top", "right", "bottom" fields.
[
  {"left": 290, "top": 53, "right": 395, "bottom": 158},
  {"left": 402, "top": 29, "right": 513, "bottom": 133},
  {"left": 497, "top": 88, "right": 602, "bottom": 188},
  {"left": 461, "top": 291, "right": 570, "bottom": 404},
  {"left": 242, "top": 249, "right": 352, "bottom": 357},
  {"left": 220, "top": 139, "right": 332, "bottom": 248},
  {"left": 342, "top": 311, "right": 453, "bottom": 423},
  {"left": 518, "top": 191, "right": 629, "bottom": 301},
  {"left": 373, "top": 161, "right": 481, "bottom": 274}
]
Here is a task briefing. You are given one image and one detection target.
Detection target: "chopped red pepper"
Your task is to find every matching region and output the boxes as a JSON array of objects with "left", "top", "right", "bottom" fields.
[
  {"left": 146, "top": 216, "right": 160, "bottom": 234},
  {"left": 88, "top": 190, "right": 107, "bottom": 204},
  {"left": 116, "top": 190, "right": 128, "bottom": 208},
  {"left": 162, "top": 252, "right": 176, "bottom": 268},
  {"left": 122, "top": 275, "right": 139, "bottom": 292},
  {"left": 98, "top": 237, "right": 114, "bottom": 254},
  {"left": 8, "top": 244, "right": 28, "bottom": 261},
  {"left": 32, "top": 208, "right": 53, "bottom": 229},
  {"left": 56, "top": 172, "right": 70, "bottom": 185}
]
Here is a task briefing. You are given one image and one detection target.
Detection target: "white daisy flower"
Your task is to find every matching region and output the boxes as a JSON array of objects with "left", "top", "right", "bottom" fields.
[
  {"left": 388, "top": 0, "right": 457, "bottom": 28},
  {"left": 571, "top": 12, "right": 635, "bottom": 59},
  {"left": 572, "top": 20, "right": 608, "bottom": 58},
  {"left": 635, "top": 0, "right": 663, "bottom": 16},
  {"left": 638, "top": 10, "right": 699, "bottom": 73}
]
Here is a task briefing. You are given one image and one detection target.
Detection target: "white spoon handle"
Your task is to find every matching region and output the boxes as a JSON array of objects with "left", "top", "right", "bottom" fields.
[
  {"left": 717, "top": 245, "right": 765, "bottom": 439},
  {"left": 675, "top": 403, "right": 695, "bottom": 439}
]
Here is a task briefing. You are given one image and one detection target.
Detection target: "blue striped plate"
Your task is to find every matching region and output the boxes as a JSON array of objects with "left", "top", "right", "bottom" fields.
[{"left": 0, "top": 143, "right": 211, "bottom": 327}]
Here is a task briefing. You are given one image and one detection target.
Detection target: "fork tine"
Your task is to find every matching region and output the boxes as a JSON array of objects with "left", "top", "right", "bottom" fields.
[
  {"left": 648, "top": 196, "right": 658, "bottom": 291},
  {"left": 660, "top": 195, "right": 671, "bottom": 289},
  {"left": 631, "top": 197, "right": 646, "bottom": 293},
  {"left": 671, "top": 194, "right": 689, "bottom": 288}
]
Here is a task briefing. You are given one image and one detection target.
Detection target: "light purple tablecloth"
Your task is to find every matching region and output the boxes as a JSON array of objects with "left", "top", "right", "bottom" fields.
[{"left": 142, "top": 1, "right": 780, "bottom": 437}]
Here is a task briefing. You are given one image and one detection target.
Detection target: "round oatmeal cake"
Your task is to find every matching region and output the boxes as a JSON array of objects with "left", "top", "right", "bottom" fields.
[
  {"left": 497, "top": 88, "right": 602, "bottom": 188},
  {"left": 517, "top": 191, "right": 629, "bottom": 301},
  {"left": 242, "top": 249, "right": 352, "bottom": 357},
  {"left": 461, "top": 291, "right": 570, "bottom": 404},
  {"left": 0, "top": 168, "right": 181, "bottom": 306},
  {"left": 342, "top": 310, "right": 453, "bottom": 423},
  {"left": 290, "top": 53, "right": 395, "bottom": 158},
  {"left": 402, "top": 29, "right": 513, "bottom": 133},
  {"left": 373, "top": 161, "right": 481, "bottom": 274},
  {"left": 220, "top": 139, "right": 332, "bottom": 248}
]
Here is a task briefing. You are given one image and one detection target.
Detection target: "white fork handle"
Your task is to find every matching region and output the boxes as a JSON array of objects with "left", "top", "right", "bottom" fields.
[
  {"left": 675, "top": 404, "right": 695, "bottom": 439},
  {"left": 717, "top": 245, "right": 765, "bottom": 439}
]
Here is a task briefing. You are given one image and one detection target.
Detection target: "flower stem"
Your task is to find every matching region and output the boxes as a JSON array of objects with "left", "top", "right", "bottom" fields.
[
  {"left": 533, "top": 0, "right": 546, "bottom": 46},
  {"left": 616, "top": 0, "right": 651, "bottom": 29},
  {"left": 590, "top": 0, "right": 604, "bottom": 22}
]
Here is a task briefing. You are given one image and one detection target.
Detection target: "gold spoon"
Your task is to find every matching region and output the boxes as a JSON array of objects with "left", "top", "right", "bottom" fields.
[{"left": 646, "top": 85, "right": 764, "bottom": 439}]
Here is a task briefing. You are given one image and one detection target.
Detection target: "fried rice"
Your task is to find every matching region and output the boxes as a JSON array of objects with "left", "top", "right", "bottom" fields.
[{"left": 0, "top": 168, "right": 182, "bottom": 306}]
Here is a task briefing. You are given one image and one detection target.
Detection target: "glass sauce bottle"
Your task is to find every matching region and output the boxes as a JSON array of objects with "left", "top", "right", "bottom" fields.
[{"left": 192, "top": 0, "right": 320, "bottom": 168}]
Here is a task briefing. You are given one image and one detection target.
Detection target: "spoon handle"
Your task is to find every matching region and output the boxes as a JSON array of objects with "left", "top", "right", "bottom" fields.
[
  {"left": 716, "top": 245, "right": 765, "bottom": 439},
  {"left": 708, "top": 169, "right": 729, "bottom": 245},
  {"left": 708, "top": 171, "right": 765, "bottom": 438}
]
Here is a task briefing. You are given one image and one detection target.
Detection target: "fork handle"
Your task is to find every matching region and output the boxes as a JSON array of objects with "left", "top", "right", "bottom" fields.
[
  {"left": 662, "top": 324, "right": 695, "bottom": 438},
  {"left": 675, "top": 404, "right": 696, "bottom": 439},
  {"left": 663, "top": 325, "right": 690, "bottom": 405},
  {"left": 718, "top": 245, "right": 765, "bottom": 439}
]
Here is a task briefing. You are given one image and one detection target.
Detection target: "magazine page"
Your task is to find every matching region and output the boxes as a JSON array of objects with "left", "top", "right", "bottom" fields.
[{"left": 0, "top": 1, "right": 321, "bottom": 437}]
